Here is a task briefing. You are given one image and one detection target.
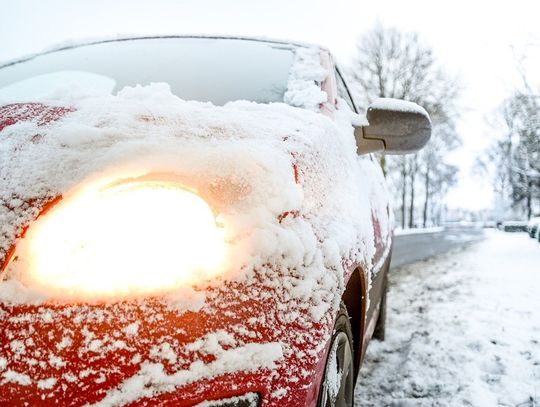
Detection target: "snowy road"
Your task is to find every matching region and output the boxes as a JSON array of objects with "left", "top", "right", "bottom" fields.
[
  {"left": 355, "top": 230, "right": 540, "bottom": 406},
  {"left": 391, "top": 227, "right": 485, "bottom": 269}
]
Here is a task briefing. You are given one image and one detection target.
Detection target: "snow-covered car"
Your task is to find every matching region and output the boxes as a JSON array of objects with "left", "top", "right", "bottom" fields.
[
  {"left": 501, "top": 221, "right": 528, "bottom": 232},
  {"left": 526, "top": 217, "right": 540, "bottom": 239},
  {"left": 0, "top": 36, "right": 431, "bottom": 406}
]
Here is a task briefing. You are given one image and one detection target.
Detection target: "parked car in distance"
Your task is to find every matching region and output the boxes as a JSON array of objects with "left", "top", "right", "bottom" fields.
[
  {"left": 0, "top": 36, "right": 431, "bottom": 407},
  {"left": 501, "top": 221, "right": 529, "bottom": 232},
  {"left": 526, "top": 217, "right": 540, "bottom": 239}
]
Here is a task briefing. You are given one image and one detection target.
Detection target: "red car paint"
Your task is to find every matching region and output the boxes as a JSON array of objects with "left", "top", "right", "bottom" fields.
[{"left": 0, "top": 102, "right": 74, "bottom": 132}]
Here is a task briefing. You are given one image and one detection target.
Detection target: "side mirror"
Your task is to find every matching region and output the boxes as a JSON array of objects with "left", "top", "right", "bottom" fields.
[{"left": 354, "top": 98, "right": 431, "bottom": 155}]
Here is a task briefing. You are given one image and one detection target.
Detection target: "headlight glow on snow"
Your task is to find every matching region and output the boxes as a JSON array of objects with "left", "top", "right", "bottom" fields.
[{"left": 11, "top": 180, "right": 225, "bottom": 299}]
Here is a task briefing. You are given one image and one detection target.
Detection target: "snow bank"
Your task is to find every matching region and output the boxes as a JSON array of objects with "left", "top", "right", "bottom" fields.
[
  {"left": 394, "top": 226, "right": 445, "bottom": 236},
  {"left": 356, "top": 230, "right": 540, "bottom": 406}
]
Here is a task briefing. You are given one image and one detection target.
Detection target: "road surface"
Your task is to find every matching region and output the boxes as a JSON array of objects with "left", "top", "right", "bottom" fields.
[{"left": 391, "top": 227, "right": 485, "bottom": 269}]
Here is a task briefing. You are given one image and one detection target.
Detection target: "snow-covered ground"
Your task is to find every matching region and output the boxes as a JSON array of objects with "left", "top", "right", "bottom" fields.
[
  {"left": 355, "top": 230, "right": 540, "bottom": 406},
  {"left": 394, "top": 226, "right": 445, "bottom": 236}
]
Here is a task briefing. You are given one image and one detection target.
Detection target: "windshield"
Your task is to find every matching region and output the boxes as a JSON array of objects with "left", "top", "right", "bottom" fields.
[{"left": 0, "top": 37, "right": 296, "bottom": 105}]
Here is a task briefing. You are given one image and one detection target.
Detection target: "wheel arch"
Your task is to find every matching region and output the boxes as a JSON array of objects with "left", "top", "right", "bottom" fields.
[{"left": 341, "top": 265, "right": 368, "bottom": 381}]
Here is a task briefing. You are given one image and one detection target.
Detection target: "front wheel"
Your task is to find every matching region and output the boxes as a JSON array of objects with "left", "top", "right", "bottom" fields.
[
  {"left": 317, "top": 303, "right": 354, "bottom": 407},
  {"left": 373, "top": 272, "right": 388, "bottom": 341}
]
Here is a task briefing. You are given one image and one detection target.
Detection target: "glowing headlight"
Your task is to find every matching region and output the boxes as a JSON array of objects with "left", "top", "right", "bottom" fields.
[{"left": 9, "top": 180, "right": 225, "bottom": 299}]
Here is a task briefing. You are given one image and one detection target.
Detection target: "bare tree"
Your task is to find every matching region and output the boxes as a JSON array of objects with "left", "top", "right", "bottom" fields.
[
  {"left": 348, "top": 24, "right": 461, "bottom": 227},
  {"left": 505, "top": 91, "right": 540, "bottom": 218},
  {"left": 419, "top": 120, "right": 460, "bottom": 227},
  {"left": 399, "top": 156, "right": 408, "bottom": 228},
  {"left": 480, "top": 88, "right": 540, "bottom": 219}
]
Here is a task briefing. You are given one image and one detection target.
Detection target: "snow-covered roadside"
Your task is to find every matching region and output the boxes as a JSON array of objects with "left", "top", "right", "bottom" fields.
[
  {"left": 355, "top": 230, "right": 540, "bottom": 406},
  {"left": 394, "top": 226, "right": 445, "bottom": 236}
]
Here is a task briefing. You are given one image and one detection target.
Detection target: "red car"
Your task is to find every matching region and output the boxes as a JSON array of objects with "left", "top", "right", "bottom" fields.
[{"left": 0, "top": 36, "right": 430, "bottom": 406}]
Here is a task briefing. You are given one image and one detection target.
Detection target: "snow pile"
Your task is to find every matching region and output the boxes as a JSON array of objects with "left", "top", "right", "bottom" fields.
[{"left": 356, "top": 230, "right": 540, "bottom": 406}]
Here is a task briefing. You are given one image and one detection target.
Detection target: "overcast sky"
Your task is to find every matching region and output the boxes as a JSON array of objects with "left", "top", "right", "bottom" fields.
[{"left": 2, "top": 0, "right": 539, "bottom": 211}]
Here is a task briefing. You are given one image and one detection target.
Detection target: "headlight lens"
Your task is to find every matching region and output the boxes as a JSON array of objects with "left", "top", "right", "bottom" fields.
[{"left": 9, "top": 180, "right": 225, "bottom": 300}]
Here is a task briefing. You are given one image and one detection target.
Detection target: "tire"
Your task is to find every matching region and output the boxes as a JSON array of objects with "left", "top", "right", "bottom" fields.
[{"left": 317, "top": 302, "right": 355, "bottom": 407}]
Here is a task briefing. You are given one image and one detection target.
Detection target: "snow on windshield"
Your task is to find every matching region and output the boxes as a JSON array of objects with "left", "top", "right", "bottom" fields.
[
  {"left": 0, "top": 37, "right": 296, "bottom": 106},
  {"left": 0, "top": 71, "right": 116, "bottom": 101}
]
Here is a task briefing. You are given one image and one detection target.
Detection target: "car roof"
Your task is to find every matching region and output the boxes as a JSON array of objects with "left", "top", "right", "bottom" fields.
[{"left": 0, "top": 35, "right": 326, "bottom": 70}]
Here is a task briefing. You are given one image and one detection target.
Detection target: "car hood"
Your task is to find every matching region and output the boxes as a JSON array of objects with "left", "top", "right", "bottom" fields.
[{"left": 0, "top": 84, "right": 385, "bottom": 405}]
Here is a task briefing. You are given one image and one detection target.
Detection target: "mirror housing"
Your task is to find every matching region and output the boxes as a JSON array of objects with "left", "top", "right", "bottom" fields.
[{"left": 355, "top": 98, "right": 431, "bottom": 155}]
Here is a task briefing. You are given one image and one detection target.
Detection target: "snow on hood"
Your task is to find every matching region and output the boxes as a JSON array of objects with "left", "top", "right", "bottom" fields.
[{"left": 0, "top": 81, "right": 378, "bottom": 311}]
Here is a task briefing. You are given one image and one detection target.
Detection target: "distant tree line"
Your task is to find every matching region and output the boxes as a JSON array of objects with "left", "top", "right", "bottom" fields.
[{"left": 347, "top": 24, "right": 461, "bottom": 228}]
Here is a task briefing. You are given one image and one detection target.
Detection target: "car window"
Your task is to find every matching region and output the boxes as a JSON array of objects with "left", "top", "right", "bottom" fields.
[
  {"left": 335, "top": 68, "right": 357, "bottom": 112},
  {"left": 0, "top": 37, "right": 296, "bottom": 106}
]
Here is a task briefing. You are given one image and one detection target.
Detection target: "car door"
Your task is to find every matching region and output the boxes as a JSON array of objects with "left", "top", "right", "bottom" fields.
[{"left": 334, "top": 67, "right": 392, "bottom": 346}]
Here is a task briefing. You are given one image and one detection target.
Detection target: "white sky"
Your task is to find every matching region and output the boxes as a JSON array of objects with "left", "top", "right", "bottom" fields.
[{"left": 2, "top": 0, "right": 540, "bottom": 211}]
